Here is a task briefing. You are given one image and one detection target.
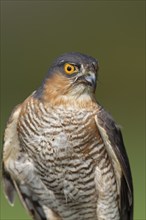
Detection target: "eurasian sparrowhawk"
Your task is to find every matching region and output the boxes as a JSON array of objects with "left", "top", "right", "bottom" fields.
[{"left": 2, "top": 52, "right": 133, "bottom": 220}]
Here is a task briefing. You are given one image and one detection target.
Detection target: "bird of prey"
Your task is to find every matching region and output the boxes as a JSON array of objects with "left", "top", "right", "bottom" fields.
[{"left": 2, "top": 52, "right": 133, "bottom": 220}]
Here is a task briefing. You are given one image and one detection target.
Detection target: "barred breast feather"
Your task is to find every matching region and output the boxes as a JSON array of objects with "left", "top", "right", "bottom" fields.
[{"left": 3, "top": 93, "right": 128, "bottom": 220}]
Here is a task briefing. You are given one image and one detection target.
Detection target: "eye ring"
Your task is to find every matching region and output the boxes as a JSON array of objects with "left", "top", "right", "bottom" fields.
[{"left": 64, "top": 63, "right": 77, "bottom": 74}]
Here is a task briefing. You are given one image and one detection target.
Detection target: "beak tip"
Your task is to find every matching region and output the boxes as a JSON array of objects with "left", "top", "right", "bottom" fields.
[{"left": 85, "top": 73, "right": 96, "bottom": 89}]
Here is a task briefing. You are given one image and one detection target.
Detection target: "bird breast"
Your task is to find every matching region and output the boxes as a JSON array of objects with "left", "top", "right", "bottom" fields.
[
  {"left": 17, "top": 97, "right": 120, "bottom": 219},
  {"left": 17, "top": 97, "right": 102, "bottom": 188}
]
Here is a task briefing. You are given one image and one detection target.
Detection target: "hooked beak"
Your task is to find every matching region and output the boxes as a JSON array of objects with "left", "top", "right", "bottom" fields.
[
  {"left": 76, "top": 72, "right": 97, "bottom": 91},
  {"left": 84, "top": 72, "right": 96, "bottom": 89}
]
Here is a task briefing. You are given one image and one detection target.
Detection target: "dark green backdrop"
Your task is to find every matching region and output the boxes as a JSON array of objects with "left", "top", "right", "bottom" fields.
[{"left": 0, "top": 1, "right": 145, "bottom": 219}]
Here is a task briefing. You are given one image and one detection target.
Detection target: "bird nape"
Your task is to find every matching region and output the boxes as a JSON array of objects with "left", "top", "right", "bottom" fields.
[{"left": 2, "top": 52, "right": 133, "bottom": 220}]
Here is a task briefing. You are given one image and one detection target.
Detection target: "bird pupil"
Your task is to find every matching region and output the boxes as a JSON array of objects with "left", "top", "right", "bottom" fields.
[{"left": 67, "top": 66, "right": 72, "bottom": 71}]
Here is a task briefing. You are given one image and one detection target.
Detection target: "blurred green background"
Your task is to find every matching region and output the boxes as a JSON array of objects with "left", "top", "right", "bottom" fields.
[{"left": 0, "top": 1, "right": 145, "bottom": 219}]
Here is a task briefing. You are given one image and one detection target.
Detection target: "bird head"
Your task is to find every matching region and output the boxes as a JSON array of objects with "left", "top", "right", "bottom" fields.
[{"left": 35, "top": 52, "right": 99, "bottom": 104}]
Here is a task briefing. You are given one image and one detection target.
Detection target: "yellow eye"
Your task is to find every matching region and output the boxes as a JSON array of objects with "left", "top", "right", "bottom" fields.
[{"left": 64, "top": 63, "right": 77, "bottom": 74}]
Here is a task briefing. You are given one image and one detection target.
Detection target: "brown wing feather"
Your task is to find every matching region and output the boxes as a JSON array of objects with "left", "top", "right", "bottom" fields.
[
  {"left": 2, "top": 165, "right": 47, "bottom": 220},
  {"left": 2, "top": 103, "right": 47, "bottom": 220},
  {"left": 95, "top": 107, "right": 133, "bottom": 220}
]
